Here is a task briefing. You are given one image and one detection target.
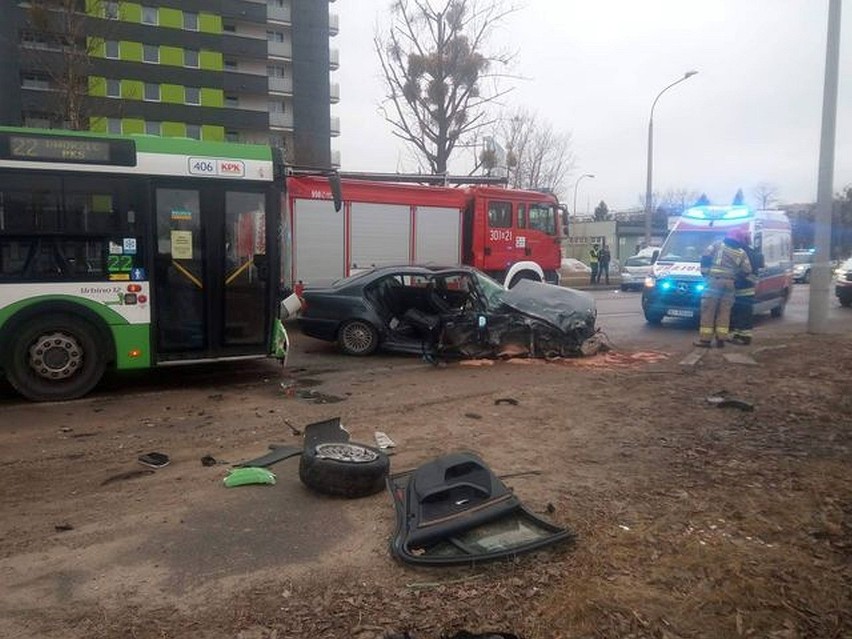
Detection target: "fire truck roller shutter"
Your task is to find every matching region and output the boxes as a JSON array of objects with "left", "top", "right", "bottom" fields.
[
  {"left": 294, "top": 198, "right": 346, "bottom": 287},
  {"left": 351, "top": 203, "right": 411, "bottom": 270},
  {"left": 415, "top": 206, "right": 462, "bottom": 266}
]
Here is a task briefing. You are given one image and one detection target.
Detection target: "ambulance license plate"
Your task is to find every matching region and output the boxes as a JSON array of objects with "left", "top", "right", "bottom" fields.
[{"left": 667, "top": 309, "right": 693, "bottom": 318}]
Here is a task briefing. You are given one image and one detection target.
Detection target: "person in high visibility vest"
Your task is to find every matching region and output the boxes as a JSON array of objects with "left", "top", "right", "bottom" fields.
[
  {"left": 695, "top": 228, "right": 753, "bottom": 348},
  {"left": 730, "top": 237, "right": 762, "bottom": 345},
  {"left": 589, "top": 244, "right": 600, "bottom": 284}
]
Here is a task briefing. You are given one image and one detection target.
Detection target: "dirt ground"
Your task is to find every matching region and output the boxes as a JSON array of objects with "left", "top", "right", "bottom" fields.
[{"left": 1, "top": 332, "right": 850, "bottom": 639}]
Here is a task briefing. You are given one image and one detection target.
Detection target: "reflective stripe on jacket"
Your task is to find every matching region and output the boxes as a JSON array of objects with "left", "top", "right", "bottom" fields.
[{"left": 702, "top": 239, "right": 752, "bottom": 281}]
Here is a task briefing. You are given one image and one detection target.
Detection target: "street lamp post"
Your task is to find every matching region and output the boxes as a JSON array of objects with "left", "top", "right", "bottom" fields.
[
  {"left": 573, "top": 173, "right": 595, "bottom": 222},
  {"left": 644, "top": 71, "right": 698, "bottom": 246}
]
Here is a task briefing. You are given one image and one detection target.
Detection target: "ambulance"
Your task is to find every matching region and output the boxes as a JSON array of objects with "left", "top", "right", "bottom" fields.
[{"left": 641, "top": 205, "right": 793, "bottom": 324}]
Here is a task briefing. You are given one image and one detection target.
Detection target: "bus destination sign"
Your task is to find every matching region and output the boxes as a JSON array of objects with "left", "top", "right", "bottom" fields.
[{"left": 0, "top": 133, "right": 137, "bottom": 166}]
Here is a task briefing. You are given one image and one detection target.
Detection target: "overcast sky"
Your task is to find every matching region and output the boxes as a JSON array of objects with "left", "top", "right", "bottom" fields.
[{"left": 333, "top": 1, "right": 851, "bottom": 213}]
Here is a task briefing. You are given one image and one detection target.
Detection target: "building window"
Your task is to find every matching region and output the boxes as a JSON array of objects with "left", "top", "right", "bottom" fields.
[
  {"left": 104, "top": 1, "right": 119, "bottom": 19},
  {"left": 144, "top": 83, "right": 160, "bottom": 101},
  {"left": 223, "top": 23, "right": 237, "bottom": 33},
  {"left": 186, "top": 124, "right": 201, "bottom": 140},
  {"left": 267, "top": 64, "right": 286, "bottom": 78},
  {"left": 224, "top": 59, "right": 238, "bottom": 71},
  {"left": 107, "top": 118, "right": 122, "bottom": 134},
  {"left": 141, "top": 6, "right": 158, "bottom": 25},
  {"left": 224, "top": 95, "right": 239, "bottom": 108},
  {"left": 22, "top": 74, "right": 50, "bottom": 90},
  {"left": 185, "top": 87, "right": 200, "bottom": 105},
  {"left": 24, "top": 115, "right": 52, "bottom": 128},
  {"left": 105, "top": 40, "right": 120, "bottom": 59},
  {"left": 269, "top": 100, "right": 285, "bottom": 113},
  {"left": 184, "top": 49, "right": 199, "bottom": 68},
  {"left": 183, "top": 11, "right": 198, "bottom": 31},
  {"left": 143, "top": 44, "right": 159, "bottom": 64},
  {"left": 267, "top": 30, "right": 284, "bottom": 42},
  {"left": 145, "top": 121, "right": 161, "bottom": 136},
  {"left": 225, "top": 130, "right": 239, "bottom": 143},
  {"left": 106, "top": 79, "right": 121, "bottom": 97}
]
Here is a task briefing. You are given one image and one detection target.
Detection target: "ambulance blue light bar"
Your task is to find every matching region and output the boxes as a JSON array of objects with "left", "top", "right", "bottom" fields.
[{"left": 682, "top": 206, "right": 751, "bottom": 220}]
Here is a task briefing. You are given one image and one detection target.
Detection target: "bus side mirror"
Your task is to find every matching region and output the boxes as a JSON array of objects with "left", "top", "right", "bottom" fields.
[
  {"left": 329, "top": 174, "right": 343, "bottom": 213},
  {"left": 651, "top": 249, "right": 659, "bottom": 263}
]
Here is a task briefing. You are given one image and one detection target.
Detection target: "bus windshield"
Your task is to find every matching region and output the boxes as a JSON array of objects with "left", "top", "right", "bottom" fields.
[{"left": 658, "top": 230, "right": 727, "bottom": 263}]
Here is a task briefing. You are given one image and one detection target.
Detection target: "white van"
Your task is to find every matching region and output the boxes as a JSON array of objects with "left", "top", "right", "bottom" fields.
[{"left": 640, "top": 206, "right": 793, "bottom": 324}]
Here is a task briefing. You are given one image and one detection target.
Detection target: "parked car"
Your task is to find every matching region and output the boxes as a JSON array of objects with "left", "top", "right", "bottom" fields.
[
  {"left": 297, "top": 265, "right": 597, "bottom": 359},
  {"left": 793, "top": 249, "right": 815, "bottom": 283},
  {"left": 619, "top": 255, "right": 654, "bottom": 291},
  {"left": 834, "top": 257, "right": 852, "bottom": 307},
  {"left": 560, "top": 257, "right": 592, "bottom": 274}
]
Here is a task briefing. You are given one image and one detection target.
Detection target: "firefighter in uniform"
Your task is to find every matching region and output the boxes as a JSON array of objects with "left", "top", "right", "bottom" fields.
[
  {"left": 695, "top": 228, "right": 752, "bottom": 348},
  {"left": 730, "top": 235, "right": 762, "bottom": 345}
]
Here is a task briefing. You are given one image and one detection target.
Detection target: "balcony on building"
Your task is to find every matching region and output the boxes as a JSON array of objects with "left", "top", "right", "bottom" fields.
[
  {"left": 269, "top": 76, "right": 294, "bottom": 95},
  {"left": 269, "top": 111, "right": 294, "bottom": 130},
  {"left": 330, "top": 116, "right": 340, "bottom": 137},
  {"left": 329, "top": 82, "right": 340, "bottom": 104},
  {"left": 268, "top": 39, "right": 293, "bottom": 60},
  {"left": 329, "top": 13, "right": 339, "bottom": 36},
  {"left": 267, "top": 0, "right": 291, "bottom": 24},
  {"left": 331, "top": 149, "right": 341, "bottom": 167},
  {"left": 329, "top": 48, "right": 339, "bottom": 70}
]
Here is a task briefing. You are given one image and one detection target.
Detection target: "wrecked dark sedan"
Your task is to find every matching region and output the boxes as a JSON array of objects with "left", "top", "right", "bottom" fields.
[{"left": 297, "top": 265, "right": 597, "bottom": 359}]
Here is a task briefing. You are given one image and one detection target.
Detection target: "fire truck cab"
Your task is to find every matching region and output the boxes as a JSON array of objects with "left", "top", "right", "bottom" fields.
[{"left": 284, "top": 176, "right": 562, "bottom": 290}]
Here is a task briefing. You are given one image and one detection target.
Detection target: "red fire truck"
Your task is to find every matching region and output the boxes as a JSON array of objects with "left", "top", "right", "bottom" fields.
[{"left": 282, "top": 175, "right": 563, "bottom": 290}]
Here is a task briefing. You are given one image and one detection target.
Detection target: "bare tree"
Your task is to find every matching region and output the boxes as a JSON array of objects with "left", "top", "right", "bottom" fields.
[
  {"left": 659, "top": 188, "right": 700, "bottom": 215},
  {"left": 23, "top": 0, "right": 108, "bottom": 130},
  {"left": 484, "top": 108, "right": 574, "bottom": 197},
  {"left": 375, "top": 0, "right": 517, "bottom": 175},
  {"left": 753, "top": 182, "right": 779, "bottom": 209}
]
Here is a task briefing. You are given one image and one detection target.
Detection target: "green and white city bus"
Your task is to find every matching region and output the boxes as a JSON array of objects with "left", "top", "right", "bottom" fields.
[{"left": 0, "top": 126, "right": 288, "bottom": 401}]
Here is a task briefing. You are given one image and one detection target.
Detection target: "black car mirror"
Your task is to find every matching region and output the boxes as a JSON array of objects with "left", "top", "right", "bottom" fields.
[
  {"left": 651, "top": 250, "right": 659, "bottom": 263},
  {"left": 329, "top": 174, "right": 343, "bottom": 213}
]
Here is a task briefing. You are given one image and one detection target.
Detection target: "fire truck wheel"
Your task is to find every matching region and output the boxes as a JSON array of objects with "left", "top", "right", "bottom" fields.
[
  {"left": 509, "top": 271, "right": 540, "bottom": 288},
  {"left": 338, "top": 320, "right": 379, "bottom": 356},
  {"left": 5, "top": 314, "right": 107, "bottom": 402}
]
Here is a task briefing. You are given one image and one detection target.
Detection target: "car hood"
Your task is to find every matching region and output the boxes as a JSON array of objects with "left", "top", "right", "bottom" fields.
[{"left": 498, "top": 280, "right": 596, "bottom": 334}]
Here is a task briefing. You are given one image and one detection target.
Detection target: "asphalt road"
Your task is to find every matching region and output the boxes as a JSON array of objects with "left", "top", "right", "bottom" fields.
[
  {"left": 594, "top": 282, "right": 850, "bottom": 351},
  {"left": 0, "top": 283, "right": 848, "bottom": 405}
]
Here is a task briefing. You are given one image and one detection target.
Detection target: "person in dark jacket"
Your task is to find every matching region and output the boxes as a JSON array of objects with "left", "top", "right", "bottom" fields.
[
  {"left": 730, "top": 234, "right": 762, "bottom": 345},
  {"left": 599, "top": 245, "right": 612, "bottom": 285}
]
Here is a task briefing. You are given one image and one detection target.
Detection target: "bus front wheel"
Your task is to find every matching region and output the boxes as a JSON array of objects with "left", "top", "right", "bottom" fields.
[{"left": 5, "top": 314, "right": 106, "bottom": 402}]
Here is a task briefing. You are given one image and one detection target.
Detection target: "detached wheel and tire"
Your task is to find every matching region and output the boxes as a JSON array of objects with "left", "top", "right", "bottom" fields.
[
  {"left": 299, "top": 441, "right": 389, "bottom": 498},
  {"left": 5, "top": 314, "right": 106, "bottom": 401},
  {"left": 338, "top": 320, "right": 379, "bottom": 356}
]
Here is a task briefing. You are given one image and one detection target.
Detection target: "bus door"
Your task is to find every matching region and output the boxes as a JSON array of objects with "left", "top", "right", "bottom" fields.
[{"left": 154, "top": 185, "right": 272, "bottom": 359}]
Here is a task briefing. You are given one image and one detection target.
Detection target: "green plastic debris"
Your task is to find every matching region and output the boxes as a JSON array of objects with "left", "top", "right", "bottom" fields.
[
  {"left": 224, "top": 467, "right": 277, "bottom": 488},
  {"left": 271, "top": 319, "right": 289, "bottom": 360}
]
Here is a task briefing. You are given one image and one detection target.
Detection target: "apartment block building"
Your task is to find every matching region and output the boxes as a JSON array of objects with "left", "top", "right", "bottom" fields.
[{"left": 0, "top": 0, "right": 339, "bottom": 166}]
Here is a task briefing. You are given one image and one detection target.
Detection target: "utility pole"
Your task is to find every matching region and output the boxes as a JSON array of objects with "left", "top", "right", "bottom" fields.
[{"left": 808, "top": 0, "right": 842, "bottom": 333}]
